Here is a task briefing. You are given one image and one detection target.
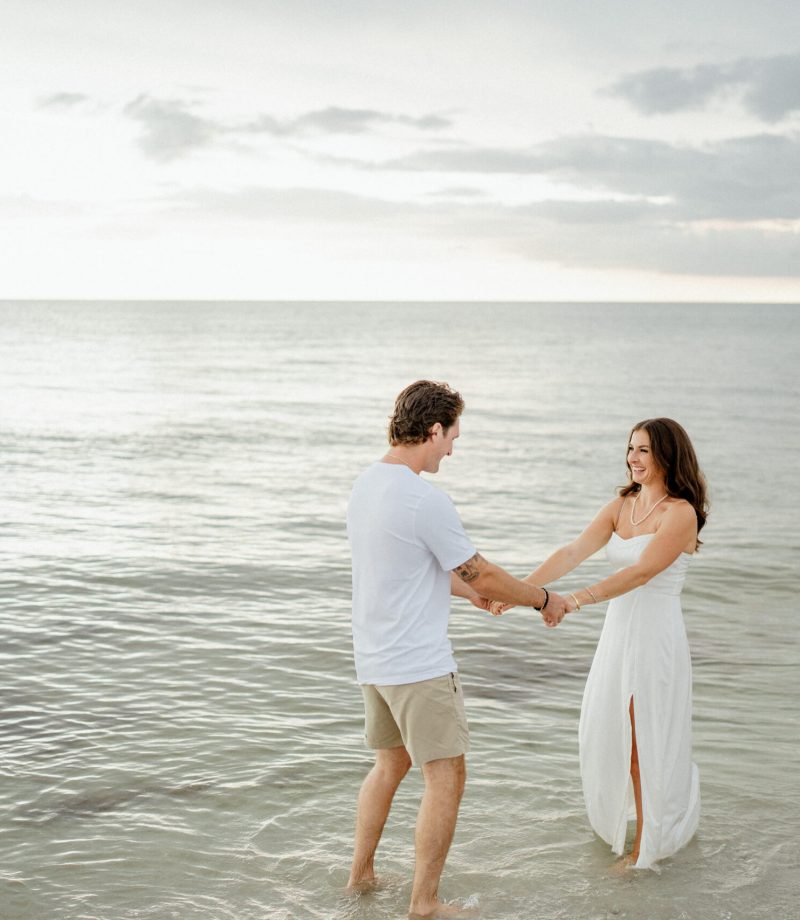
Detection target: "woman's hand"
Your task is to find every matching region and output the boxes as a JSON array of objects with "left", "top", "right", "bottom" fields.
[{"left": 488, "top": 600, "right": 514, "bottom": 616}]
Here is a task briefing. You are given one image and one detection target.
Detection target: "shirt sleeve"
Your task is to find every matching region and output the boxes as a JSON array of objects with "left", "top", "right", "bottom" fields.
[{"left": 415, "top": 487, "right": 477, "bottom": 571}]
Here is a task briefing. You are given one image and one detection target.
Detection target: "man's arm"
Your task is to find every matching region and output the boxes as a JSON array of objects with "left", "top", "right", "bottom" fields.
[
  {"left": 451, "top": 571, "right": 478, "bottom": 599},
  {"left": 453, "top": 552, "right": 568, "bottom": 624},
  {"left": 450, "top": 572, "right": 492, "bottom": 612}
]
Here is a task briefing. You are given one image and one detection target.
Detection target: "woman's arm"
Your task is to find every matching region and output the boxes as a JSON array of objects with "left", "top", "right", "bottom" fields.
[
  {"left": 524, "top": 497, "right": 622, "bottom": 585},
  {"left": 568, "top": 501, "right": 696, "bottom": 610}
]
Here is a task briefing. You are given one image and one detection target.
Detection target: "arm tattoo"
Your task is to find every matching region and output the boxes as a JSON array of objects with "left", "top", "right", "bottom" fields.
[{"left": 453, "top": 552, "right": 484, "bottom": 583}]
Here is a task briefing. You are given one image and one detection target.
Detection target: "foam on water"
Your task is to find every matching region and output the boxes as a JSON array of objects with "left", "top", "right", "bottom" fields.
[{"left": 1, "top": 301, "right": 799, "bottom": 920}]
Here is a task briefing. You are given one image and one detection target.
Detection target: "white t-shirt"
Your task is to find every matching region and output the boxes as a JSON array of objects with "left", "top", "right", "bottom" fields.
[{"left": 347, "top": 462, "right": 477, "bottom": 685}]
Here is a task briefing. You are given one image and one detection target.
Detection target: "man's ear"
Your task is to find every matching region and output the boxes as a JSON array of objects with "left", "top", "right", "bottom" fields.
[{"left": 428, "top": 422, "right": 443, "bottom": 441}]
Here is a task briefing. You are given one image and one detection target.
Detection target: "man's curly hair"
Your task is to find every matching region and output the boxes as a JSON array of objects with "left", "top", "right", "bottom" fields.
[{"left": 388, "top": 380, "right": 464, "bottom": 446}]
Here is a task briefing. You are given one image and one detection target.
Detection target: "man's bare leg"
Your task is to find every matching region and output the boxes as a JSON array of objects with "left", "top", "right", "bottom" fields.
[
  {"left": 347, "top": 746, "right": 412, "bottom": 888},
  {"left": 408, "top": 755, "right": 466, "bottom": 918}
]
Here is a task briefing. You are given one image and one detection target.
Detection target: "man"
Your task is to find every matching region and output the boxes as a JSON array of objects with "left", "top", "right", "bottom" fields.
[{"left": 346, "top": 380, "right": 567, "bottom": 918}]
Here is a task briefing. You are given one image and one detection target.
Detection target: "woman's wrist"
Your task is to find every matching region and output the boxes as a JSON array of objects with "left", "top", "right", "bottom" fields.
[
  {"left": 569, "top": 586, "right": 600, "bottom": 610},
  {"left": 578, "top": 586, "right": 600, "bottom": 607}
]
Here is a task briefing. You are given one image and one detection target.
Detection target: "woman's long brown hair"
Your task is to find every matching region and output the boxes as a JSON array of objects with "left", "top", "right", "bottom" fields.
[{"left": 620, "top": 418, "right": 709, "bottom": 549}]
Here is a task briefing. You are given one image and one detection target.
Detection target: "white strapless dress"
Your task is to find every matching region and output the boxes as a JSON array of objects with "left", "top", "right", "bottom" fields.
[{"left": 579, "top": 532, "right": 700, "bottom": 868}]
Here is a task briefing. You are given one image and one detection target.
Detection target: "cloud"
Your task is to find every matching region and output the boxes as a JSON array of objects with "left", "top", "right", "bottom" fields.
[
  {"left": 607, "top": 53, "right": 800, "bottom": 122},
  {"left": 357, "top": 132, "right": 800, "bottom": 222},
  {"left": 529, "top": 199, "right": 655, "bottom": 224},
  {"left": 427, "top": 187, "right": 488, "bottom": 199},
  {"left": 379, "top": 147, "right": 544, "bottom": 173},
  {"left": 169, "top": 185, "right": 416, "bottom": 224},
  {"left": 123, "top": 95, "right": 221, "bottom": 162},
  {"left": 527, "top": 133, "right": 800, "bottom": 221},
  {"left": 37, "top": 92, "right": 90, "bottom": 110},
  {"left": 117, "top": 97, "right": 451, "bottom": 160},
  {"left": 0, "top": 194, "right": 86, "bottom": 217},
  {"left": 158, "top": 182, "right": 800, "bottom": 278},
  {"left": 503, "top": 211, "right": 800, "bottom": 278}
]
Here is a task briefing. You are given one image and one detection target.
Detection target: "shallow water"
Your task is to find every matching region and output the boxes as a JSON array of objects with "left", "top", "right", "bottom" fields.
[{"left": 1, "top": 301, "right": 798, "bottom": 919}]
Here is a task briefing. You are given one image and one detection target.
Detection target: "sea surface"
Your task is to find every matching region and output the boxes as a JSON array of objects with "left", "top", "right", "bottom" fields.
[{"left": 1, "top": 301, "right": 798, "bottom": 920}]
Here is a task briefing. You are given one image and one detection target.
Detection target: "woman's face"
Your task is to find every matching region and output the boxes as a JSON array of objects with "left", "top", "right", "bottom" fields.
[{"left": 627, "top": 428, "right": 665, "bottom": 488}]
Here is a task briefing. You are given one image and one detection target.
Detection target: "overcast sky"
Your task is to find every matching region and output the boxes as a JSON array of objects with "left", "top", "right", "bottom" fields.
[{"left": 3, "top": 0, "right": 799, "bottom": 301}]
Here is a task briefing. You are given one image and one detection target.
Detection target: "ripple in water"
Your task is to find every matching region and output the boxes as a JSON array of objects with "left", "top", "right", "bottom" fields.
[{"left": 1, "top": 302, "right": 799, "bottom": 919}]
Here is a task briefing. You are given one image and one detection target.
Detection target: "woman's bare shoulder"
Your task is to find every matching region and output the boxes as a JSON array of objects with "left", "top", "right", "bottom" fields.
[
  {"left": 605, "top": 494, "right": 626, "bottom": 514},
  {"left": 665, "top": 496, "right": 694, "bottom": 514},
  {"left": 659, "top": 497, "right": 696, "bottom": 528},
  {"left": 596, "top": 494, "right": 625, "bottom": 523}
]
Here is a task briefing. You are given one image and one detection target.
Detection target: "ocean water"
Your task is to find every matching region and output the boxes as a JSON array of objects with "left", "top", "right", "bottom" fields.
[{"left": 1, "top": 301, "right": 798, "bottom": 920}]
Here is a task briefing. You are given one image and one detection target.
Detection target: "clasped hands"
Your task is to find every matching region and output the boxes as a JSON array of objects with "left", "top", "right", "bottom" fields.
[{"left": 470, "top": 591, "right": 577, "bottom": 627}]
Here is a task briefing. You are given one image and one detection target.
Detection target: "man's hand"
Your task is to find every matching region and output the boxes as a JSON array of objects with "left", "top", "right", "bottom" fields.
[
  {"left": 541, "top": 590, "right": 569, "bottom": 627},
  {"left": 489, "top": 590, "right": 570, "bottom": 625},
  {"left": 471, "top": 595, "right": 516, "bottom": 616},
  {"left": 468, "top": 595, "right": 493, "bottom": 613}
]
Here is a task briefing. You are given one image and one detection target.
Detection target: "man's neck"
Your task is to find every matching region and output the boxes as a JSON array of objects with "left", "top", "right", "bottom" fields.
[{"left": 382, "top": 448, "right": 425, "bottom": 475}]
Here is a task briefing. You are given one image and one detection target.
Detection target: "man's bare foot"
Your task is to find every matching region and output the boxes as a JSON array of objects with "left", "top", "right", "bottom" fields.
[
  {"left": 345, "top": 874, "right": 379, "bottom": 893},
  {"left": 408, "top": 898, "right": 478, "bottom": 918}
]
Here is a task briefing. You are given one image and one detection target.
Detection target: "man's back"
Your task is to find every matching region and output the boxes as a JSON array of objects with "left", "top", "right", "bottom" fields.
[{"left": 347, "top": 462, "right": 475, "bottom": 686}]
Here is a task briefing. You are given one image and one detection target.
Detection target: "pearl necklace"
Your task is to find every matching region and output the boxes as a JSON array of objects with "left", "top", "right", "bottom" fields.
[{"left": 630, "top": 491, "right": 669, "bottom": 525}]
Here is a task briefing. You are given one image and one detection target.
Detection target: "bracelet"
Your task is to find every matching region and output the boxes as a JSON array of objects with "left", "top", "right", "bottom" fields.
[
  {"left": 585, "top": 587, "right": 598, "bottom": 604},
  {"left": 534, "top": 587, "right": 549, "bottom": 611},
  {"left": 569, "top": 592, "right": 581, "bottom": 611}
]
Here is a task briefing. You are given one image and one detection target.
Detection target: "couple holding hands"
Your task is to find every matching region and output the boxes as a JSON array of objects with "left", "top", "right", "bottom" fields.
[{"left": 346, "top": 380, "right": 707, "bottom": 918}]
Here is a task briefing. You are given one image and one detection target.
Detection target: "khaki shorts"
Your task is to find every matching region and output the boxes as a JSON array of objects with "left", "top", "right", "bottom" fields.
[{"left": 361, "top": 672, "right": 470, "bottom": 766}]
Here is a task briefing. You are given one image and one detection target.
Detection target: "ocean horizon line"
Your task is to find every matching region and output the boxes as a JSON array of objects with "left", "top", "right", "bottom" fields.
[{"left": 1, "top": 298, "right": 799, "bottom": 307}]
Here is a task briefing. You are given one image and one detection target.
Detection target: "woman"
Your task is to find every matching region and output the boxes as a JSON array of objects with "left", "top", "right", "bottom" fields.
[{"left": 517, "top": 418, "right": 707, "bottom": 869}]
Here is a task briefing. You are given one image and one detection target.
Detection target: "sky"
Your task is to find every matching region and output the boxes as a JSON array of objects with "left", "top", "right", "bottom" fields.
[{"left": 3, "top": 0, "right": 799, "bottom": 301}]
